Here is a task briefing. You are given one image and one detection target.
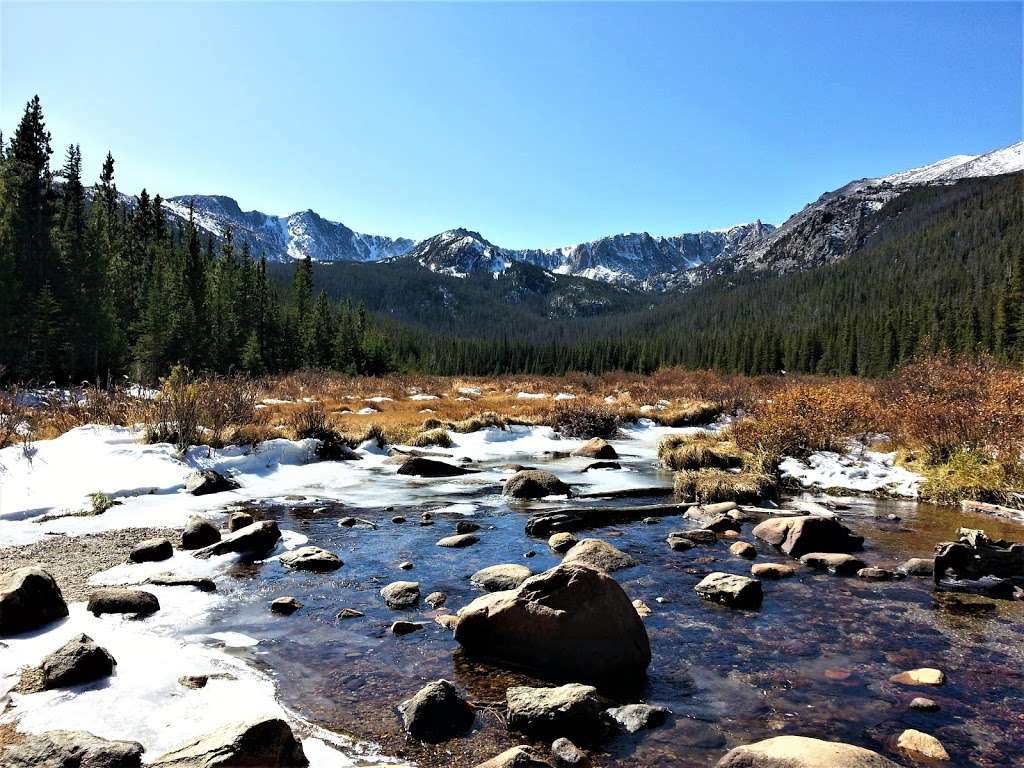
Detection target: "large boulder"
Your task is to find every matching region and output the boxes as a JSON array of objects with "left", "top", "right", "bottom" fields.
[
  {"left": 562, "top": 539, "right": 636, "bottom": 573},
  {"left": 194, "top": 521, "right": 281, "bottom": 559},
  {"left": 381, "top": 581, "right": 420, "bottom": 609},
  {"left": 181, "top": 516, "right": 221, "bottom": 550},
  {"left": 185, "top": 469, "right": 239, "bottom": 496},
  {"left": 752, "top": 516, "right": 864, "bottom": 558},
  {"left": 570, "top": 439, "right": 617, "bottom": 460},
  {"left": 397, "top": 457, "right": 477, "bottom": 477},
  {"left": 472, "top": 564, "right": 534, "bottom": 592},
  {"left": 87, "top": 588, "right": 160, "bottom": 617},
  {"left": 506, "top": 684, "right": 605, "bottom": 741},
  {"left": 152, "top": 718, "right": 307, "bottom": 767},
  {"left": 129, "top": 538, "right": 173, "bottom": 563},
  {"left": 454, "top": 562, "right": 650, "bottom": 686},
  {"left": 279, "top": 546, "right": 342, "bottom": 572},
  {"left": 695, "top": 572, "right": 763, "bottom": 609},
  {"left": 2, "top": 730, "right": 143, "bottom": 768},
  {"left": 475, "top": 746, "right": 553, "bottom": 768},
  {"left": 41, "top": 633, "right": 116, "bottom": 689},
  {"left": 398, "top": 679, "right": 475, "bottom": 743},
  {"left": 715, "top": 735, "right": 898, "bottom": 767},
  {"left": 0, "top": 566, "right": 68, "bottom": 635},
  {"left": 503, "top": 470, "right": 572, "bottom": 499}
]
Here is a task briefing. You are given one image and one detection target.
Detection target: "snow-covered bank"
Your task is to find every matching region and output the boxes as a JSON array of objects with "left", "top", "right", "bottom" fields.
[{"left": 779, "top": 446, "right": 921, "bottom": 498}]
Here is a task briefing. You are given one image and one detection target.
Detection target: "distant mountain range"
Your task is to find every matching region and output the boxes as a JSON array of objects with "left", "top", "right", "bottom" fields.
[{"left": 156, "top": 141, "right": 1023, "bottom": 291}]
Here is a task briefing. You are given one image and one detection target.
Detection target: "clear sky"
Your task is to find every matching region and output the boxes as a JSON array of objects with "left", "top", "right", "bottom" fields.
[{"left": 2, "top": 2, "right": 1021, "bottom": 248}]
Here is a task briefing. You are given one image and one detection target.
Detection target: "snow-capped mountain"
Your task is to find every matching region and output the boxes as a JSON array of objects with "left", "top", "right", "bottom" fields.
[{"left": 160, "top": 195, "right": 414, "bottom": 264}]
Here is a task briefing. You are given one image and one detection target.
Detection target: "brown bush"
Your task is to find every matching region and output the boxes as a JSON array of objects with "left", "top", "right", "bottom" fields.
[
  {"left": 657, "top": 432, "right": 744, "bottom": 471},
  {"left": 549, "top": 401, "right": 621, "bottom": 439},
  {"left": 673, "top": 468, "right": 778, "bottom": 504}
]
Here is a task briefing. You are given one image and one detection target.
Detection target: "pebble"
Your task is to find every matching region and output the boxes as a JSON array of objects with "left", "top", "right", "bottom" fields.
[
  {"left": 909, "top": 697, "right": 940, "bottom": 711},
  {"left": 890, "top": 668, "right": 945, "bottom": 686}
]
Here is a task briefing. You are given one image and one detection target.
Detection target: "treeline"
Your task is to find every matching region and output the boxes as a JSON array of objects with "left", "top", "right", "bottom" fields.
[{"left": 0, "top": 97, "right": 393, "bottom": 382}]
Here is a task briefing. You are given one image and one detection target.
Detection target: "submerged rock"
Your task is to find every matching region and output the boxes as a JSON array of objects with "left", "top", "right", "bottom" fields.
[
  {"left": 381, "top": 581, "right": 420, "bottom": 609},
  {"left": 750, "top": 563, "right": 796, "bottom": 579},
  {"left": 398, "top": 679, "right": 475, "bottom": 743},
  {"left": 41, "top": 633, "right": 116, "bottom": 689},
  {"left": 185, "top": 469, "right": 239, "bottom": 496},
  {"left": 0, "top": 566, "right": 68, "bottom": 635},
  {"left": 752, "top": 515, "right": 864, "bottom": 558},
  {"left": 605, "top": 703, "right": 670, "bottom": 733},
  {"left": 152, "top": 718, "right": 307, "bottom": 767},
  {"left": 695, "top": 572, "right": 763, "bottom": 609},
  {"left": 715, "top": 735, "right": 899, "bottom": 767},
  {"left": 562, "top": 539, "right": 636, "bottom": 572},
  {"left": 2, "top": 730, "right": 143, "bottom": 768},
  {"left": 890, "top": 667, "right": 945, "bottom": 686},
  {"left": 506, "top": 683, "right": 605, "bottom": 741},
  {"left": 799, "top": 552, "right": 866, "bottom": 576},
  {"left": 472, "top": 564, "right": 533, "bottom": 592},
  {"left": 129, "top": 538, "right": 173, "bottom": 563},
  {"left": 180, "top": 516, "right": 221, "bottom": 549},
  {"left": 279, "top": 546, "right": 342, "bottom": 572},
  {"left": 195, "top": 520, "right": 281, "bottom": 559},
  {"left": 504, "top": 470, "right": 572, "bottom": 499},
  {"left": 454, "top": 562, "right": 650, "bottom": 685},
  {"left": 87, "top": 588, "right": 160, "bottom": 617}
]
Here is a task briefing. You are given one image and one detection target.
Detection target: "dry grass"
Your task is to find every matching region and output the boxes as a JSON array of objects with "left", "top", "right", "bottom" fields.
[
  {"left": 673, "top": 467, "right": 779, "bottom": 504},
  {"left": 658, "top": 431, "right": 745, "bottom": 471}
]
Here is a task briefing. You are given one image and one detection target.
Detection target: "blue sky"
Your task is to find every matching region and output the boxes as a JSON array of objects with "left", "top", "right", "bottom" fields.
[{"left": 2, "top": 2, "right": 1020, "bottom": 248}]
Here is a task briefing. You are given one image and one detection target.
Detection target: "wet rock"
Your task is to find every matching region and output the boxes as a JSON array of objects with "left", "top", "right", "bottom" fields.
[
  {"left": 437, "top": 533, "right": 480, "bottom": 548},
  {"left": 398, "top": 679, "right": 474, "bottom": 742},
  {"left": 146, "top": 574, "right": 216, "bottom": 592},
  {"left": 475, "top": 746, "right": 553, "bottom": 768},
  {"left": 507, "top": 683, "right": 605, "bottom": 741},
  {"left": 339, "top": 516, "right": 377, "bottom": 529},
  {"left": 381, "top": 581, "right": 420, "bottom": 609},
  {"left": 562, "top": 539, "right": 636, "bottom": 572},
  {"left": 720, "top": 529, "right": 741, "bottom": 539},
  {"left": 391, "top": 620, "right": 423, "bottom": 635},
  {"left": 670, "top": 529, "right": 718, "bottom": 545},
  {"left": 472, "top": 564, "right": 533, "bottom": 592},
  {"left": 457, "top": 521, "right": 481, "bottom": 534},
  {"left": 571, "top": 439, "right": 618, "bottom": 460},
  {"left": 152, "top": 717, "right": 307, "bottom": 767},
  {"left": 41, "top": 633, "right": 116, "bottom": 689},
  {"left": 181, "top": 516, "right": 221, "bottom": 550},
  {"left": 715, "top": 735, "right": 899, "bottom": 767},
  {"left": 799, "top": 552, "right": 866, "bottom": 575},
  {"left": 398, "top": 561, "right": 414, "bottom": 571},
  {"left": 128, "top": 537, "right": 173, "bottom": 563},
  {"left": 752, "top": 516, "right": 864, "bottom": 558},
  {"left": 858, "top": 566, "right": 900, "bottom": 581},
  {"left": 504, "top": 470, "right": 572, "bottom": 499},
  {"left": 279, "top": 546, "right": 342, "bottom": 572},
  {"left": 271, "top": 597, "right": 302, "bottom": 615},
  {"left": 397, "top": 457, "right": 477, "bottom": 477},
  {"left": 890, "top": 667, "right": 945, "bottom": 686},
  {"left": 0, "top": 566, "right": 68, "bottom": 635},
  {"left": 582, "top": 461, "right": 621, "bottom": 472},
  {"left": 751, "top": 563, "right": 796, "bottom": 579},
  {"left": 228, "top": 511, "right": 254, "bottom": 532},
  {"left": 605, "top": 703, "right": 670, "bottom": 733},
  {"left": 897, "top": 729, "right": 949, "bottom": 761},
  {"left": 632, "top": 599, "right": 652, "bottom": 618},
  {"left": 729, "top": 541, "right": 757, "bottom": 559},
  {"left": 900, "top": 558, "right": 934, "bottom": 576},
  {"left": 703, "top": 514, "right": 741, "bottom": 533},
  {"left": 195, "top": 520, "right": 281, "bottom": 559},
  {"left": 551, "top": 738, "right": 590, "bottom": 768},
  {"left": 87, "top": 588, "right": 159, "bottom": 617},
  {"left": 185, "top": 469, "right": 239, "bottom": 496},
  {"left": 436, "top": 614, "right": 459, "bottom": 630},
  {"left": 337, "top": 608, "right": 364, "bottom": 620},
  {"left": 425, "top": 591, "right": 447, "bottom": 608},
  {"left": 933, "top": 528, "right": 1024, "bottom": 598},
  {"left": 695, "top": 572, "right": 763, "bottom": 609},
  {"left": 391, "top": 515, "right": 406, "bottom": 524},
  {"left": 909, "top": 697, "right": 940, "bottom": 711},
  {"left": 2, "top": 730, "right": 143, "bottom": 768},
  {"left": 455, "top": 562, "right": 650, "bottom": 685},
  {"left": 549, "top": 532, "right": 578, "bottom": 553}
]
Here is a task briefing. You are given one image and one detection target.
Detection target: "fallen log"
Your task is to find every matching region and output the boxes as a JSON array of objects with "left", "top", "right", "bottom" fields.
[
  {"left": 525, "top": 502, "right": 696, "bottom": 536},
  {"left": 960, "top": 499, "right": 1024, "bottom": 520},
  {"left": 573, "top": 487, "right": 675, "bottom": 500}
]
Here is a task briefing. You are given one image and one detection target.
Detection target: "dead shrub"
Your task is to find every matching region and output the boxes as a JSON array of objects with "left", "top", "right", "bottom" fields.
[
  {"left": 409, "top": 428, "right": 453, "bottom": 448},
  {"left": 450, "top": 412, "right": 507, "bottom": 433},
  {"left": 143, "top": 366, "right": 202, "bottom": 452},
  {"left": 650, "top": 401, "right": 722, "bottom": 428},
  {"left": 658, "top": 432, "right": 744, "bottom": 471},
  {"left": 549, "top": 401, "right": 621, "bottom": 439},
  {"left": 673, "top": 468, "right": 778, "bottom": 504}
]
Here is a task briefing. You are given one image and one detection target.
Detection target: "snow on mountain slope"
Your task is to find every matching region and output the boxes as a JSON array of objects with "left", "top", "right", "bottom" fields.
[{"left": 877, "top": 141, "right": 1023, "bottom": 186}]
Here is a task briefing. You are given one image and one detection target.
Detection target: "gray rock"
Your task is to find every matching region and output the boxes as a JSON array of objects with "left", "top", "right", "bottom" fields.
[
  {"left": 857, "top": 566, "right": 900, "bottom": 581},
  {"left": 695, "top": 572, "right": 763, "bottom": 609},
  {"left": 87, "top": 588, "right": 160, "bottom": 617},
  {"left": 436, "top": 533, "right": 480, "bottom": 548},
  {"left": 570, "top": 439, "right": 618, "bottom": 460},
  {"left": 475, "top": 746, "right": 553, "bottom": 768},
  {"left": 2, "top": 730, "right": 143, "bottom": 768},
  {"left": 550, "top": 738, "right": 590, "bottom": 768},
  {"left": 562, "top": 539, "right": 636, "bottom": 572},
  {"left": 398, "top": 679, "right": 474, "bottom": 743},
  {"left": 503, "top": 470, "right": 572, "bottom": 499},
  {"left": 457, "top": 521, "right": 481, "bottom": 534},
  {"left": 381, "top": 581, "right": 420, "bottom": 609},
  {"left": 146, "top": 573, "right": 216, "bottom": 592},
  {"left": 605, "top": 703, "right": 670, "bottom": 733},
  {"left": 271, "top": 597, "right": 302, "bottom": 615},
  {"left": 336, "top": 608, "right": 364, "bottom": 620},
  {"left": 194, "top": 520, "right": 281, "bottom": 559},
  {"left": 279, "top": 546, "right": 342, "bottom": 572},
  {"left": 391, "top": 620, "right": 423, "bottom": 635},
  {"left": 752, "top": 515, "right": 864, "bottom": 558},
  {"left": 425, "top": 591, "right": 447, "bottom": 608},
  {"left": 455, "top": 563, "right": 650, "bottom": 686},
  {"left": 471, "top": 564, "right": 533, "bottom": 592},
  {"left": 129, "top": 538, "right": 173, "bottom": 563},
  {"left": 228, "top": 512, "right": 254, "bottom": 532},
  {"left": 548, "top": 532, "right": 578, "bottom": 553},
  {"left": 729, "top": 541, "right": 757, "bottom": 559},
  {"left": 41, "top": 633, "right": 116, "bottom": 689},
  {"left": 0, "top": 566, "right": 68, "bottom": 635},
  {"left": 750, "top": 563, "right": 796, "bottom": 579},
  {"left": 185, "top": 469, "right": 239, "bottom": 496},
  {"left": 181, "top": 517, "right": 221, "bottom": 550},
  {"left": 507, "top": 684, "right": 605, "bottom": 741},
  {"left": 799, "top": 552, "right": 866, "bottom": 576},
  {"left": 909, "top": 697, "right": 940, "bottom": 711},
  {"left": 900, "top": 557, "right": 934, "bottom": 576},
  {"left": 715, "top": 735, "right": 899, "bottom": 767},
  {"left": 152, "top": 718, "right": 307, "bottom": 767},
  {"left": 397, "top": 457, "right": 477, "bottom": 477}
]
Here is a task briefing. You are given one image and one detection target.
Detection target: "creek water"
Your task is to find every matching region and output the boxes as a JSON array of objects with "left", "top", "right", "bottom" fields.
[{"left": 188, "top": 439, "right": 1024, "bottom": 768}]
